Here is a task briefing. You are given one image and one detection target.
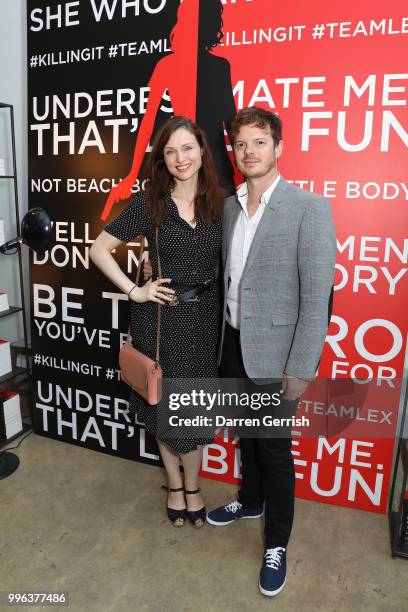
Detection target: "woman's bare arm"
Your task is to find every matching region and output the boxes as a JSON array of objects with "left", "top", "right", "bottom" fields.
[
  {"left": 89, "top": 231, "right": 174, "bottom": 305},
  {"left": 90, "top": 231, "right": 138, "bottom": 295}
]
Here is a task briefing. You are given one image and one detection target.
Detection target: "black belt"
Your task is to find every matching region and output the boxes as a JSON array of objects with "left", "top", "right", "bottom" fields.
[{"left": 168, "top": 279, "right": 214, "bottom": 305}]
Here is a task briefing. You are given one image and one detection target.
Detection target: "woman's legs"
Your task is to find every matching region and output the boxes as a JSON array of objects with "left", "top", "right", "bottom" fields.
[
  {"left": 157, "top": 439, "right": 185, "bottom": 524},
  {"left": 157, "top": 440, "right": 205, "bottom": 526},
  {"left": 180, "top": 446, "right": 205, "bottom": 526}
]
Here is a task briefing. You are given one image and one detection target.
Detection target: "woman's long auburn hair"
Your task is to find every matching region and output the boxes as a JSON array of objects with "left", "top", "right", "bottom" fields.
[{"left": 145, "top": 116, "right": 225, "bottom": 227}]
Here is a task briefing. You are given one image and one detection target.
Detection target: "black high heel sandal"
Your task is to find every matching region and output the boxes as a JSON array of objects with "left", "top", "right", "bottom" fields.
[
  {"left": 185, "top": 488, "right": 206, "bottom": 528},
  {"left": 162, "top": 485, "right": 187, "bottom": 527}
]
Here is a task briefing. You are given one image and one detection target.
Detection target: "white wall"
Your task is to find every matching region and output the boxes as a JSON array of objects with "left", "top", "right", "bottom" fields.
[{"left": 0, "top": 0, "right": 29, "bottom": 346}]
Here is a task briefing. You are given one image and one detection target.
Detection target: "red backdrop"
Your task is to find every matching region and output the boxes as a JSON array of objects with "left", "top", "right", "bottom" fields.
[{"left": 199, "top": 0, "right": 408, "bottom": 513}]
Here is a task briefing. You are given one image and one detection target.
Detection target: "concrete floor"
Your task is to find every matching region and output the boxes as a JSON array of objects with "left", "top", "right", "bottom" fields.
[{"left": 1, "top": 432, "right": 407, "bottom": 612}]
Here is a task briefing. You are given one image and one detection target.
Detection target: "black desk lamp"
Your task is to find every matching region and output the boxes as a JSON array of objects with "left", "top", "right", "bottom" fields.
[
  {"left": 0, "top": 207, "right": 53, "bottom": 254},
  {"left": 0, "top": 207, "right": 53, "bottom": 478}
]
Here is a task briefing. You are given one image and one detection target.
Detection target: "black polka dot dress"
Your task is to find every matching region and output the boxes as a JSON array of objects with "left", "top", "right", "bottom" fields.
[{"left": 105, "top": 191, "right": 222, "bottom": 454}]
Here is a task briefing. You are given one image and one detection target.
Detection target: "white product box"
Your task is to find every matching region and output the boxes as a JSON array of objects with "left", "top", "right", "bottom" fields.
[
  {"left": 0, "top": 339, "right": 12, "bottom": 377},
  {"left": 0, "top": 292, "right": 9, "bottom": 312},
  {"left": 0, "top": 391, "right": 22, "bottom": 439}
]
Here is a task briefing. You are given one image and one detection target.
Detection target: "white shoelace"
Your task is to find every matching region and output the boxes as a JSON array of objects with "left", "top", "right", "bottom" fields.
[
  {"left": 224, "top": 500, "right": 243, "bottom": 513},
  {"left": 264, "top": 547, "right": 285, "bottom": 569}
]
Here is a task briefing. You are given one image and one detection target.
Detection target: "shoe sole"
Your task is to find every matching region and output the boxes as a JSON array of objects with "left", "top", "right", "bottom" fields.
[
  {"left": 258, "top": 577, "right": 286, "bottom": 597},
  {"left": 206, "top": 512, "right": 264, "bottom": 526}
]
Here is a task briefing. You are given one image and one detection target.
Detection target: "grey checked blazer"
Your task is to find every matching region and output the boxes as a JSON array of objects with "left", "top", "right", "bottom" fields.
[{"left": 218, "top": 177, "right": 336, "bottom": 381}]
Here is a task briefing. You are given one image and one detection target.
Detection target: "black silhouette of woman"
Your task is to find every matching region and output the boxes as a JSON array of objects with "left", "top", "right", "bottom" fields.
[{"left": 102, "top": 0, "right": 236, "bottom": 220}]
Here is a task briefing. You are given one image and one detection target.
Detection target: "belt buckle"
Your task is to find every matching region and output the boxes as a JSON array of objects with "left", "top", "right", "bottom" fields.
[{"left": 168, "top": 295, "right": 179, "bottom": 306}]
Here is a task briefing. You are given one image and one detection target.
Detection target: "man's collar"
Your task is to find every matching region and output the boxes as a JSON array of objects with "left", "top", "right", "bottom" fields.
[
  {"left": 236, "top": 174, "right": 281, "bottom": 206},
  {"left": 236, "top": 182, "right": 248, "bottom": 199},
  {"left": 260, "top": 174, "right": 281, "bottom": 205}
]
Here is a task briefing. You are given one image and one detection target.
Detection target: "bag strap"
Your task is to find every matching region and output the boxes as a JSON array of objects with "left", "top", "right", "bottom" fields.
[
  {"left": 155, "top": 227, "right": 161, "bottom": 365},
  {"left": 126, "top": 238, "right": 145, "bottom": 343},
  {"left": 135, "top": 238, "right": 145, "bottom": 286},
  {"left": 127, "top": 230, "right": 162, "bottom": 367}
]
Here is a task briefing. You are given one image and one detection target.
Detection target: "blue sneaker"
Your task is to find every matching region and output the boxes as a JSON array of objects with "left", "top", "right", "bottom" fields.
[
  {"left": 206, "top": 499, "right": 263, "bottom": 526},
  {"left": 259, "top": 547, "right": 286, "bottom": 596}
]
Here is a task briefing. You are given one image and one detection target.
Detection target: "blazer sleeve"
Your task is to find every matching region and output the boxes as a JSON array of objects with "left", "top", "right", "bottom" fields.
[{"left": 284, "top": 196, "right": 336, "bottom": 380}]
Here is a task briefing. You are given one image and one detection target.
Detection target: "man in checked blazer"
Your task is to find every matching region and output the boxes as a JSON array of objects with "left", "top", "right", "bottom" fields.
[{"left": 207, "top": 107, "right": 336, "bottom": 597}]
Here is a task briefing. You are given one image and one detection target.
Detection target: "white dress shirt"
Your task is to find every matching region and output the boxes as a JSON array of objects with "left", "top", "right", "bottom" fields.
[{"left": 226, "top": 175, "right": 281, "bottom": 329}]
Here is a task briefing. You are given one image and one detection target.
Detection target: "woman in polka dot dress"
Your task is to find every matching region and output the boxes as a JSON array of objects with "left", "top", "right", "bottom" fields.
[{"left": 90, "top": 117, "right": 224, "bottom": 528}]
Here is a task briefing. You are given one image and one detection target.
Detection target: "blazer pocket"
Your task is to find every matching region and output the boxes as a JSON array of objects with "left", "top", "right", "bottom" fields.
[{"left": 271, "top": 312, "right": 298, "bottom": 325}]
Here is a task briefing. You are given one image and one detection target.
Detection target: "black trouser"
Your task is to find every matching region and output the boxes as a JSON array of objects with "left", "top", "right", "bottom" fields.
[{"left": 220, "top": 322, "right": 297, "bottom": 549}]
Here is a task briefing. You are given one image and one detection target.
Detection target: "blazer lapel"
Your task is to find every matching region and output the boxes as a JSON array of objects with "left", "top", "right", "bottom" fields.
[
  {"left": 241, "top": 177, "right": 289, "bottom": 276},
  {"left": 224, "top": 196, "right": 241, "bottom": 268}
]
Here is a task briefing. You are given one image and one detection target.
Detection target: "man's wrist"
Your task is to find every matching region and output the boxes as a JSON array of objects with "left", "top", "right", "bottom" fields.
[{"left": 284, "top": 371, "right": 313, "bottom": 382}]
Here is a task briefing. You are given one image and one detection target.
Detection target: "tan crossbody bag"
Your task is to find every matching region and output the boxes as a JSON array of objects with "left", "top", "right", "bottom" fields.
[{"left": 119, "top": 229, "right": 162, "bottom": 405}]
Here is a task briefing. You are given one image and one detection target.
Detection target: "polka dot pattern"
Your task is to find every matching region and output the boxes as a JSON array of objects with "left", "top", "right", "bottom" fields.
[{"left": 105, "top": 191, "right": 222, "bottom": 454}]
